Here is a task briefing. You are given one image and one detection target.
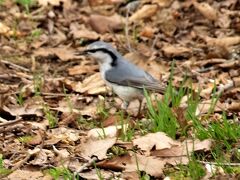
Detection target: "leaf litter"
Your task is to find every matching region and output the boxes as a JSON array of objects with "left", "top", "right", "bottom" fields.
[{"left": 0, "top": 0, "right": 240, "bottom": 179}]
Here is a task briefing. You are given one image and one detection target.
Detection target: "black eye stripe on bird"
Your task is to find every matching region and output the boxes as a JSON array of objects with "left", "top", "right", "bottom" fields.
[{"left": 82, "top": 41, "right": 166, "bottom": 116}]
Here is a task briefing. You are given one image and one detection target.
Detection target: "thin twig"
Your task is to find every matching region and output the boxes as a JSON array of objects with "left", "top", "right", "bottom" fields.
[
  {"left": 198, "top": 160, "right": 240, "bottom": 166},
  {"left": 74, "top": 157, "right": 98, "bottom": 174},
  {"left": 0, "top": 117, "right": 23, "bottom": 127},
  {"left": 0, "top": 60, "right": 30, "bottom": 72},
  {"left": 11, "top": 153, "right": 31, "bottom": 171}
]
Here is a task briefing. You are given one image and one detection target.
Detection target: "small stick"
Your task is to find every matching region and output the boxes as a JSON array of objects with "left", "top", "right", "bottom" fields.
[
  {"left": 74, "top": 157, "right": 98, "bottom": 174},
  {"left": 0, "top": 60, "right": 30, "bottom": 72},
  {"left": 198, "top": 160, "right": 240, "bottom": 166},
  {"left": 0, "top": 117, "right": 22, "bottom": 127}
]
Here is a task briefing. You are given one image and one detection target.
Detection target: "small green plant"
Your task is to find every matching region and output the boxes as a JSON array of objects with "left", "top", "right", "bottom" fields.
[
  {"left": 96, "top": 96, "right": 109, "bottom": 119},
  {"left": 144, "top": 62, "right": 191, "bottom": 138},
  {"left": 33, "top": 73, "right": 43, "bottom": 96},
  {"left": 47, "top": 167, "right": 77, "bottom": 180},
  {"left": 63, "top": 85, "right": 73, "bottom": 113},
  {"left": 0, "top": 0, "right": 5, "bottom": 5},
  {"left": 15, "top": 0, "right": 35, "bottom": 13},
  {"left": 93, "top": 162, "right": 104, "bottom": 180},
  {"left": 109, "top": 146, "right": 128, "bottom": 157},
  {"left": 43, "top": 105, "right": 58, "bottom": 128},
  {"left": 119, "top": 111, "right": 135, "bottom": 141},
  {"left": 18, "top": 135, "right": 33, "bottom": 143},
  {"left": 0, "top": 154, "right": 12, "bottom": 177},
  {"left": 27, "top": 28, "right": 42, "bottom": 42},
  {"left": 16, "top": 88, "right": 24, "bottom": 106},
  {"left": 77, "top": 116, "right": 99, "bottom": 130}
]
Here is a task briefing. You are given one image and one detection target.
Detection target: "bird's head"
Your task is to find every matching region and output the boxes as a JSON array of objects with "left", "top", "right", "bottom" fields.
[{"left": 82, "top": 41, "right": 119, "bottom": 66}]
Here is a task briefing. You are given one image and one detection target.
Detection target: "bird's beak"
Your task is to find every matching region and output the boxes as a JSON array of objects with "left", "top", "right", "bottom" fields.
[{"left": 75, "top": 50, "right": 88, "bottom": 56}]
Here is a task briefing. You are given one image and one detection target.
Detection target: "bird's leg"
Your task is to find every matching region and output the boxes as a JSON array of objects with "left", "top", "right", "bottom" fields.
[{"left": 137, "top": 99, "right": 142, "bottom": 117}]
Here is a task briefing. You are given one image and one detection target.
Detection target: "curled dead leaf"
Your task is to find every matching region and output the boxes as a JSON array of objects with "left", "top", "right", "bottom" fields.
[
  {"left": 65, "top": 73, "right": 107, "bottom": 95},
  {"left": 204, "top": 36, "right": 240, "bottom": 47},
  {"left": 162, "top": 45, "right": 192, "bottom": 58},
  {"left": 69, "top": 23, "right": 99, "bottom": 40},
  {"left": 34, "top": 47, "right": 79, "bottom": 61},
  {"left": 153, "top": 0, "right": 173, "bottom": 7},
  {"left": 133, "top": 132, "right": 180, "bottom": 154},
  {"left": 193, "top": 1, "right": 218, "bottom": 21},
  {"left": 38, "top": 0, "right": 67, "bottom": 6},
  {"left": 97, "top": 152, "right": 165, "bottom": 177},
  {"left": 77, "top": 136, "right": 116, "bottom": 160},
  {"left": 89, "top": 14, "right": 124, "bottom": 34},
  {"left": 129, "top": 4, "right": 158, "bottom": 22}
]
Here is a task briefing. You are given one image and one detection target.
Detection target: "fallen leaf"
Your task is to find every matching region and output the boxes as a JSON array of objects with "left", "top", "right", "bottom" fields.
[
  {"left": 193, "top": 1, "right": 218, "bottom": 21},
  {"left": 78, "top": 136, "right": 117, "bottom": 160},
  {"left": 3, "top": 104, "right": 43, "bottom": 117},
  {"left": 69, "top": 23, "right": 100, "bottom": 40},
  {"left": 162, "top": 45, "right": 192, "bottom": 58},
  {"left": 87, "top": 125, "right": 125, "bottom": 139},
  {"left": 151, "top": 139, "right": 212, "bottom": 157},
  {"left": 68, "top": 61, "right": 98, "bottom": 75},
  {"left": 153, "top": 0, "right": 173, "bottom": 7},
  {"left": 38, "top": 0, "right": 67, "bottom": 6},
  {"left": 140, "top": 26, "right": 155, "bottom": 38},
  {"left": 47, "top": 127, "right": 81, "bottom": 144},
  {"left": 30, "top": 149, "right": 54, "bottom": 166},
  {"left": 133, "top": 132, "right": 180, "bottom": 154},
  {"left": 129, "top": 4, "right": 158, "bottom": 22},
  {"left": 97, "top": 152, "right": 166, "bottom": 177},
  {"left": 7, "top": 169, "right": 45, "bottom": 180},
  {"left": 78, "top": 169, "right": 114, "bottom": 180},
  {"left": 204, "top": 36, "right": 240, "bottom": 47},
  {"left": 28, "top": 130, "right": 44, "bottom": 145},
  {"left": 65, "top": 73, "right": 107, "bottom": 95},
  {"left": 89, "top": 14, "right": 124, "bottom": 34},
  {"left": 34, "top": 47, "right": 79, "bottom": 61}
]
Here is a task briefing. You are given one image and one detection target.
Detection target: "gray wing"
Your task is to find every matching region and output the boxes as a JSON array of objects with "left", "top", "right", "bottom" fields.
[{"left": 105, "top": 59, "right": 166, "bottom": 94}]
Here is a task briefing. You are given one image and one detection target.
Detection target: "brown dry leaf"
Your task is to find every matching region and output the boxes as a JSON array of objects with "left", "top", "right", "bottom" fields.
[
  {"left": 78, "top": 136, "right": 117, "bottom": 160},
  {"left": 162, "top": 45, "right": 192, "bottom": 58},
  {"left": 89, "top": 14, "right": 124, "bottom": 34},
  {"left": 129, "top": 4, "right": 158, "bottom": 22},
  {"left": 47, "top": 127, "right": 80, "bottom": 143},
  {"left": 140, "top": 26, "right": 155, "bottom": 38},
  {"left": 38, "top": 0, "right": 67, "bottom": 6},
  {"left": 0, "top": 22, "right": 22, "bottom": 37},
  {"left": 66, "top": 73, "right": 107, "bottom": 95},
  {"left": 69, "top": 23, "right": 99, "bottom": 40},
  {"left": 68, "top": 60, "right": 99, "bottom": 75},
  {"left": 28, "top": 130, "right": 44, "bottom": 145},
  {"left": 193, "top": 1, "right": 218, "bottom": 21},
  {"left": 7, "top": 169, "right": 45, "bottom": 180},
  {"left": 172, "top": 107, "right": 188, "bottom": 129},
  {"left": 78, "top": 169, "right": 114, "bottom": 179},
  {"left": 87, "top": 125, "right": 126, "bottom": 139},
  {"left": 97, "top": 152, "right": 165, "bottom": 177},
  {"left": 80, "top": 104, "right": 97, "bottom": 117},
  {"left": 153, "top": 0, "right": 173, "bottom": 7},
  {"left": 59, "top": 112, "right": 79, "bottom": 127},
  {"left": 204, "top": 36, "right": 240, "bottom": 47},
  {"left": 151, "top": 139, "right": 212, "bottom": 157},
  {"left": 2, "top": 104, "right": 43, "bottom": 117},
  {"left": 227, "top": 101, "right": 240, "bottom": 111},
  {"left": 88, "top": 0, "right": 123, "bottom": 6},
  {"left": 30, "top": 149, "right": 54, "bottom": 166},
  {"left": 34, "top": 47, "right": 78, "bottom": 61},
  {"left": 0, "top": 22, "right": 11, "bottom": 35},
  {"left": 133, "top": 132, "right": 180, "bottom": 154}
]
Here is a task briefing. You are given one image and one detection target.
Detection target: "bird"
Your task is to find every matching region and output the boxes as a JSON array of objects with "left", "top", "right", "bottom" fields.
[{"left": 79, "top": 41, "right": 166, "bottom": 115}]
